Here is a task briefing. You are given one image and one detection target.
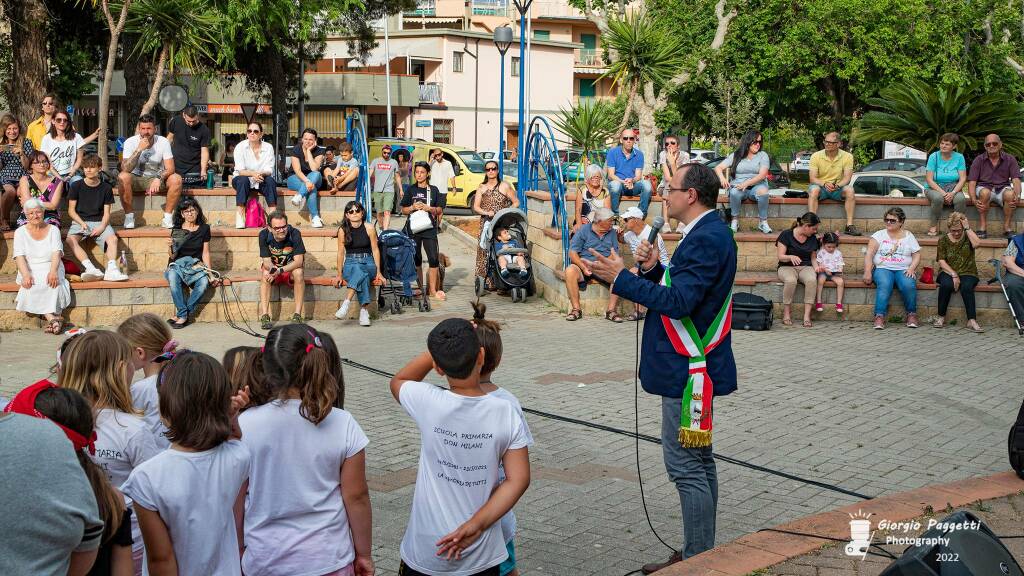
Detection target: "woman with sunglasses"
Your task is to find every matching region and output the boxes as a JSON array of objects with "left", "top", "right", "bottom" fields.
[
  {"left": 164, "top": 197, "right": 220, "bottom": 329},
  {"left": 334, "top": 201, "right": 385, "bottom": 326},
  {"left": 657, "top": 135, "right": 688, "bottom": 233},
  {"left": 472, "top": 160, "right": 518, "bottom": 291},
  {"left": 863, "top": 207, "right": 922, "bottom": 329},
  {"left": 40, "top": 111, "right": 97, "bottom": 184},
  {"left": 0, "top": 113, "right": 34, "bottom": 231},
  {"left": 232, "top": 122, "right": 277, "bottom": 229},
  {"left": 16, "top": 150, "right": 63, "bottom": 227},
  {"left": 934, "top": 212, "right": 983, "bottom": 331},
  {"left": 716, "top": 130, "right": 772, "bottom": 234},
  {"left": 573, "top": 163, "right": 611, "bottom": 234}
]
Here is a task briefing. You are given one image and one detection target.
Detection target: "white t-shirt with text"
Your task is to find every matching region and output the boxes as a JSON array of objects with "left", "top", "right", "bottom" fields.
[
  {"left": 122, "top": 135, "right": 174, "bottom": 179},
  {"left": 399, "top": 380, "right": 530, "bottom": 575},
  {"left": 870, "top": 229, "right": 921, "bottom": 271},
  {"left": 238, "top": 400, "right": 369, "bottom": 576},
  {"left": 487, "top": 386, "right": 534, "bottom": 544},
  {"left": 41, "top": 133, "right": 85, "bottom": 178},
  {"left": 131, "top": 375, "right": 170, "bottom": 449},
  {"left": 121, "top": 441, "right": 250, "bottom": 576}
]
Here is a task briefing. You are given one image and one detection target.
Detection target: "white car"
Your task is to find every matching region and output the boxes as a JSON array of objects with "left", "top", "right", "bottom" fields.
[
  {"left": 849, "top": 171, "right": 926, "bottom": 198},
  {"left": 790, "top": 152, "right": 813, "bottom": 175},
  {"left": 691, "top": 149, "right": 717, "bottom": 163}
]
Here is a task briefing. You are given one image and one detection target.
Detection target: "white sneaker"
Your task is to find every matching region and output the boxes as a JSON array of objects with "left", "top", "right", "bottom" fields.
[
  {"left": 359, "top": 308, "right": 371, "bottom": 326},
  {"left": 311, "top": 216, "right": 324, "bottom": 228},
  {"left": 81, "top": 266, "right": 104, "bottom": 282},
  {"left": 235, "top": 213, "right": 245, "bottom": 229},
  {"left": 123, "top": 213, "right": 135, "bottom": 229},
  {"left": 290, "top": 193, "right": 304, "bottom": 208},
  {"left": 103, "top": 264, "right": 129, "bottom": 282},
  {"left": 730, "top": 219, "right": 739, "bottom": 232},
  {"left": 335, "top": 299, "right": 352, "bottom": 319},
  {"left": 161, "top": 213, "right": 174, "bottom": 229},
  {"left": 757, "top": 220, "right": 773, "bottom": 234}
]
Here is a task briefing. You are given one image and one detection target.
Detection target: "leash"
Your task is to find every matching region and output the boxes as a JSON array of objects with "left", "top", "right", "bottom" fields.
[{"left": 192, "top": 264, "right": 266, "bottom": 339}]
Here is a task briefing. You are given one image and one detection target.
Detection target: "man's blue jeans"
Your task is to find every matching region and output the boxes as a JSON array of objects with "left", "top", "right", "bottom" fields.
[
  {"left": 872, "top": 268, "right": 917, "bottom": 316},
  {"left": 287, "top": 172, "right": 323, "bottom": 217},
  {"left": 661, "top": 396, "right": 717, "bottom": 558},
  {"left": 609, "top": 179, "right": 652, "bottom": 216},
  {"left": 165, "top": 259, "right": 210, "bottom": 319}
]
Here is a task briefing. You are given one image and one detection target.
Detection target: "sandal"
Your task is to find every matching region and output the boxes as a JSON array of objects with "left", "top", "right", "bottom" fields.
[
  {"left": 565, "top": 308, "right": 582, "bottom": 321},
  {"left": 46, "top": 318, "right": 63, "bottom": 334},
  {"left": 932, "top": 318, "right": 945, "bottom": 328},
  {"left": 624, "top": 311, "right": 646, "bottom": 321},
  {"left": 926, "top": 229, "right": 939, "bottom": 237},
  {"left": 782, "top": 316, "right": 793, "bottom": 326},
  {"left": 802, "top": 319, "right": 813, "bottom": 328},
  {"left": 605, "top": 311, "right": 624, "bottom": 323}
]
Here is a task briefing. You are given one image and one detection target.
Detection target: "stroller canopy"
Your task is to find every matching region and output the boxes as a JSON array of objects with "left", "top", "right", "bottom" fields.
[{"left": 482, "top": 208, "right": 529, "bottom": 244}]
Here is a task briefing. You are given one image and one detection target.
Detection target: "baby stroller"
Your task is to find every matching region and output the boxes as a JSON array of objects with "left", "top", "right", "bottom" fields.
[
  {"left": 377, "top": 229, "right": 438, "bottom": 313},
  {"left": 474, "top": 208, "right": 534, "bottom": 303}
]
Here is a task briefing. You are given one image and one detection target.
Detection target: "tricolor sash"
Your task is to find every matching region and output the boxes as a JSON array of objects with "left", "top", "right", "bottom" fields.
[{"left": 660, "top": 267, "right": 732, "bottom": 447}]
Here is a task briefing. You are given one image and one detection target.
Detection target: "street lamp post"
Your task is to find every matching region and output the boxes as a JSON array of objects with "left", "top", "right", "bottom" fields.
[
  {"left": 493, "top": 26, "right": 513, "bottom": 183},
  {"left": 512, "top": 0, "right": 533, "bottom": 205}
]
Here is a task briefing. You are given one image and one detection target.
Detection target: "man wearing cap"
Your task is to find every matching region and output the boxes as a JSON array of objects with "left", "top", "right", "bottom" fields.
[
  {"left": 588, "top": 163, "right": 737, "bottom": 572},
  {"left": 620, "top": 207, "right": 670, "bottom": 321},
  {"left": 369, "top": 145, "right": 400, "bottom": 229}
]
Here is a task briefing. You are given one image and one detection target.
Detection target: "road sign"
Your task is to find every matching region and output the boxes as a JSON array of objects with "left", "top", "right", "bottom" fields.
[{"left": 240, "top": 103, "right": 259, "bottom": 125}]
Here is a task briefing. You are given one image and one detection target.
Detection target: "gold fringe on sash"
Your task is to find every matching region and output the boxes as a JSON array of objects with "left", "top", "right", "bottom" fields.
[{"left": 678, "top": 427, "right": 712, "bottom": 448}]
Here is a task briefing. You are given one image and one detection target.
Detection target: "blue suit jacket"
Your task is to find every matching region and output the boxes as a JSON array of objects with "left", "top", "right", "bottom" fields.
[{"left": 612, "top": 211, "right": 738, "bottom": 399}]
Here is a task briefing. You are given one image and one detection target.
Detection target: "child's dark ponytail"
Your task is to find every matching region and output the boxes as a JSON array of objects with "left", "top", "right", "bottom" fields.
[
  {"left": 263, "top": 324, "right": 343, "bottom": 424},
  {"left": 822, "top": 231, "right": 840, "bottom": 245},
  {"left": 471, "top": 300, "right": 503, "bottom": 376}
]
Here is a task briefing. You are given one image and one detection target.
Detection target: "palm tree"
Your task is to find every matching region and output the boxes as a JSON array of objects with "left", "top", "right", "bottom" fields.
[
  {"left": 553, "top": 98, "right": 617, "bottom": 155},
  {"left": 853, "top": 80, "right": 1024, "bottom": 156}
]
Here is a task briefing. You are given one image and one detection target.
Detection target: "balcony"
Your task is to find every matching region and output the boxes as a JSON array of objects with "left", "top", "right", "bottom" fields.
[
  {"left": 419, "top": 82, "right": 443, "bottom": 104},
  {"left": 471, "top": 0, "right": 509, "bottom": 16},
  {"left": 575, "top": 48, "right": 604, "bottom": 67},
  {"left": 405, "top": 0, "right": 435, "bottom": 16}
]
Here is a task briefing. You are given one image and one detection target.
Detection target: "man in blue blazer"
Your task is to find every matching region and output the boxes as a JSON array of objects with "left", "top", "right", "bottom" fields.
[{"left": 589, "top": 162, "right": 737, "bottom": 571}]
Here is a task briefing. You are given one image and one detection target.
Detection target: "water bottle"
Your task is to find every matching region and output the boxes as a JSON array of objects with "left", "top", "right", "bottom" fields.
[
  {"left": 206, "top": 169, "right": 215, "bottom": 189},
  {"left": 119, "top": 250, "right": 127, "bottom": 271}
]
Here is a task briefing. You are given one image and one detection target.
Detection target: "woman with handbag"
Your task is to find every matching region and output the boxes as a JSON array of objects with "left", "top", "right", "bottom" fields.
[
  {"left": 163, "top": 196, "right": 221, "bottom": 328},
  {"left": 232, "top": 121, "right": 277, "bottom": 229},
  {"left": 472, "top": 159, "right": 518, "bottom": 291},
  {"left": 400, "top": 161, "right": 447, "bottom": 300},
  {"left": 933, "top": 212, "right": 983, "bottom": 331}
]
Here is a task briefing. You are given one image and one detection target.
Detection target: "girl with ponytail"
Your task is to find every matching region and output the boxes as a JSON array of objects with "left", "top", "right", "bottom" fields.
[
  {"left": 471, "top": 301, "right": 533, "bottom": 576},
  {"left": 238, "top": 324, "right": 373, "bottom": 576},
  {"left": 118, "top": 312, "right": 179, "bottom": 448}
]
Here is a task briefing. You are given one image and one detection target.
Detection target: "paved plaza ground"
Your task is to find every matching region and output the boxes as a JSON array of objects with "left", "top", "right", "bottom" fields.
[{"left": 2, "top": 234, "right": 1022, "bottom": 575}]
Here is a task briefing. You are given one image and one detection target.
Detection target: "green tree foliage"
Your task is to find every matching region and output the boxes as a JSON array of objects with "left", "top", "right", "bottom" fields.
[
  {"left": 853, "top": 80, "right": 1024, "bottom": 157},
  {"left": 553, "top": 98, "right": 618, "bottom": 153},
  {"left": 701, "top": 73, "right": 764, "bottom": 144}
]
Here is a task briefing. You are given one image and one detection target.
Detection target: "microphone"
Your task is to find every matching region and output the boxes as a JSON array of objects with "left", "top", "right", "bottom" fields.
[{"left": 648, "top": 217, "right": 664, "bottom": 245}]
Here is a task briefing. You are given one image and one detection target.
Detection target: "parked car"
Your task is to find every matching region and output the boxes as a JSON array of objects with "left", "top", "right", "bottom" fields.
[
  {"left": 849, "top": 171, "right": 926, "bottom": 197},
  {"left": 561, "top": 149, "right": 607, "bottom": 182},
  {"left": 480, "top": 149, "right": 516, "bottom": 163},
  {"left": 691, "top": 149, "right": 717, "bottom": 164},
  {"left": 857, "top": 158, "right": 927, "bottom": 174},
  {"left": 368, "top": 139, "right": 517, "bottom": 208},
  {"left": 790, "top": 151, "right": 813, "bottom": 177},
  {"left": 704, "top": 155, "right": 791, "bottom": 189}
]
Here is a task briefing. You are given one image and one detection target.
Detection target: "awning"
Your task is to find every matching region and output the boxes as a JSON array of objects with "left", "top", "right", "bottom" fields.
[{"left": 288, "top": 110, "right": 347, "bottom": 137}]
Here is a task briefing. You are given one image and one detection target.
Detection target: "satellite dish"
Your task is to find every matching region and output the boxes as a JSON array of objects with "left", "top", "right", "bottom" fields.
[{"left": 158, "top": 85, "right": 189, "bottom": 113}]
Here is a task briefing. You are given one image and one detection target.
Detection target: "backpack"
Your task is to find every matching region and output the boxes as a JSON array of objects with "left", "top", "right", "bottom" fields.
[
  {"left": 245, "top": 197, "right": 266, "bottom": 228},
  {"left": 731, "top": 292, "right": 773, "bottom": 330},
  {"left": 1009, "top": 399, "right": 1024, "bottom": 479}
]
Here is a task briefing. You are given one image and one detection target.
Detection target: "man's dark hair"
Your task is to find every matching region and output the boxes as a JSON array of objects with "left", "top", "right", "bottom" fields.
[
  {"left": 679, "top": 163, "right": 719, "bottom": 209},
  {"left": 326, "top": 145, "right": 337, "bottom": 153},
  {"left": 81, "top": 153, "right": 102, "bottom": 169},
  {"left": 182, "top": 105, "right": 199, "bottom": 117},
  {"left": 302, "top": 128, "right": 318, "bottom": 139},
  {"left": 137, "top": 114, "right": 156, "bottom": 126},
  {"left": 267, "top": 210, "right": 288, "bottom": 225},
  {"left": 427, "top": 318, "right": 481, "bottom": 379}
]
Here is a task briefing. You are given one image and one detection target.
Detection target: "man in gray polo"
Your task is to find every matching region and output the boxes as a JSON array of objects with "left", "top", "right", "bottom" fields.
[
  {"left": 370, "top": 145, "right": 400, "bottom": 229},
  {"left": 563, "top": 207, "right": 623, "bottom": 321}
]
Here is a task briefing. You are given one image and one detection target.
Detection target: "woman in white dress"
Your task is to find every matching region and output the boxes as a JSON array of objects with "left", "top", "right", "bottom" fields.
[{"left": 13, "top": 197, "right": 71, "bottom": 333}]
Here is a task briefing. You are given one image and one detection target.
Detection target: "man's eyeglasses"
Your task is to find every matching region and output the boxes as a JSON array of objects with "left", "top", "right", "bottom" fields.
[
  {"left": 270, "top": 224, "right": 288, "bottom": 231},
  {"left": 622, "top": 136, "right": 636, "bottom": 141},
  {"left": 884, "top": 218, "right": 899, "bottom": 224},
  {"left": 247, "top": 129, "right": 261, "bottom": 134},
  {"left": 823, "top": 140, "right": 839, "bottom": 145},
  {"left": 985, "top": 142, "right": 1000, "bottom": 148}
]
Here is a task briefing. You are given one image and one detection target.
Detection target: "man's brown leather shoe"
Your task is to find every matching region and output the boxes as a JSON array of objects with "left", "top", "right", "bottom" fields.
[{"left": 641, "top": 550, "right": 682, "bottom": 574}]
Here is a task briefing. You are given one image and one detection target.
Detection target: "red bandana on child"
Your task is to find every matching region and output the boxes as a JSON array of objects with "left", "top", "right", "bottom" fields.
[{"left": 3, "top": 379, "right": 97, "bottom": 454}]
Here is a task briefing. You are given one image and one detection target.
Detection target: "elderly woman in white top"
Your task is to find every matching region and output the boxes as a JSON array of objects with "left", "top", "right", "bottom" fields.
[
  {"left": 13, "top": 197, "right": 71, "bottom": 334},
  {"left": 232, "top": 121, "right": 277, "bottom": 228},
  {"left": 572, "top": 163, "right": 611, "bottom": 233}
]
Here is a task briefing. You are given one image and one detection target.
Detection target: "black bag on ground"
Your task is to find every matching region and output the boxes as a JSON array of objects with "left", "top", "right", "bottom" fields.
[
  {"left": 879, "top": 510, "right": 1023, "bottom": 576},
  {"left": 1009, "top": 398, "right": 1024, "bottom": 479},
  {"left": 731, "top": 292, "right": 773, "bottom": 330}
]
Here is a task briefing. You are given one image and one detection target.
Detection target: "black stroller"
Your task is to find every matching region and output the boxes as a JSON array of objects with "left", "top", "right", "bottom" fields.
[
  {"left": 474, "top": 208, "right": 534, "bottom": 303},
  {"left": 377, "top": 229, "right": 445, "bottom": 313}
]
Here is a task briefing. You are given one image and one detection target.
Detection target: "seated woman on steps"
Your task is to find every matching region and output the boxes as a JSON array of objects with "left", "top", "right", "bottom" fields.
[
  {"left": 164, "top": 196, "right": 220, "bottom": 329},
  {"left": 13, "top": 197, "right": 71, "bottom": 334}
]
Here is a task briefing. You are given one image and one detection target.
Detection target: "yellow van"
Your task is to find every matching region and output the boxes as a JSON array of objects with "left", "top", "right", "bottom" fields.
[{"left": 367, "top": 139, "right": 517, "bottom": 208}]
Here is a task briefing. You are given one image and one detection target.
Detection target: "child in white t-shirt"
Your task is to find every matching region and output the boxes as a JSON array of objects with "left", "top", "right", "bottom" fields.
[
  {"left": 58, "top": 329, "right": 162, "bottom": 571},
  {"left": 238, "top": 324, "right": 373, "bottom": 576},
  {"left": 469, "top": 302, "right": 533, "bottom": 576},
  {"left": 121, "top": 351, "right": 250, "bottom": 576},
  {"left": 390, "top": 318, "right": 531, "bottom": 576},
  {"left": 118, "top": 313, "right": 179, "bottom": 449},
  {"left": 814, "top": 231, "right": 846, "bottom": 315}
]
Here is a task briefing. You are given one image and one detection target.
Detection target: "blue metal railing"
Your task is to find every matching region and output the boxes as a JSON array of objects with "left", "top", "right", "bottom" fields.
[
  {"left": 522, "top": 115, "right": 570, "bottom": 268},
  {"left": 346, "top": 112, "right": 372, "bottom": 219}
]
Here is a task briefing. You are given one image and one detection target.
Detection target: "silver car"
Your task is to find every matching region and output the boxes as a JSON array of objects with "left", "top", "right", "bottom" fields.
[{"left": 849, "top": 171, "right": 927, "bottom": 198}]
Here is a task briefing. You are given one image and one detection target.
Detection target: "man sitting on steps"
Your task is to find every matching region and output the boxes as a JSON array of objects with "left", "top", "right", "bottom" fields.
[
  {"left": 563, "top": 207, "right": 623, "bottom": 322},
  {"left": 258, "top": 211, "right": 306, "bottom": 329},
  {"left": 807, "top": 131, "right": 861, "bottom": 236},
  {"left": 118, "top": 114, "right": 182, "bottom": 229}
]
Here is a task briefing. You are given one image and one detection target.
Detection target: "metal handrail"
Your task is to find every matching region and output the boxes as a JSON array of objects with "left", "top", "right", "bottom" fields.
[
  {"left": 523, "top": 115, "right": 570, "bottom": 268},
  {"left": 346, "top": 112, "right": 373, "bottom": 217}
]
